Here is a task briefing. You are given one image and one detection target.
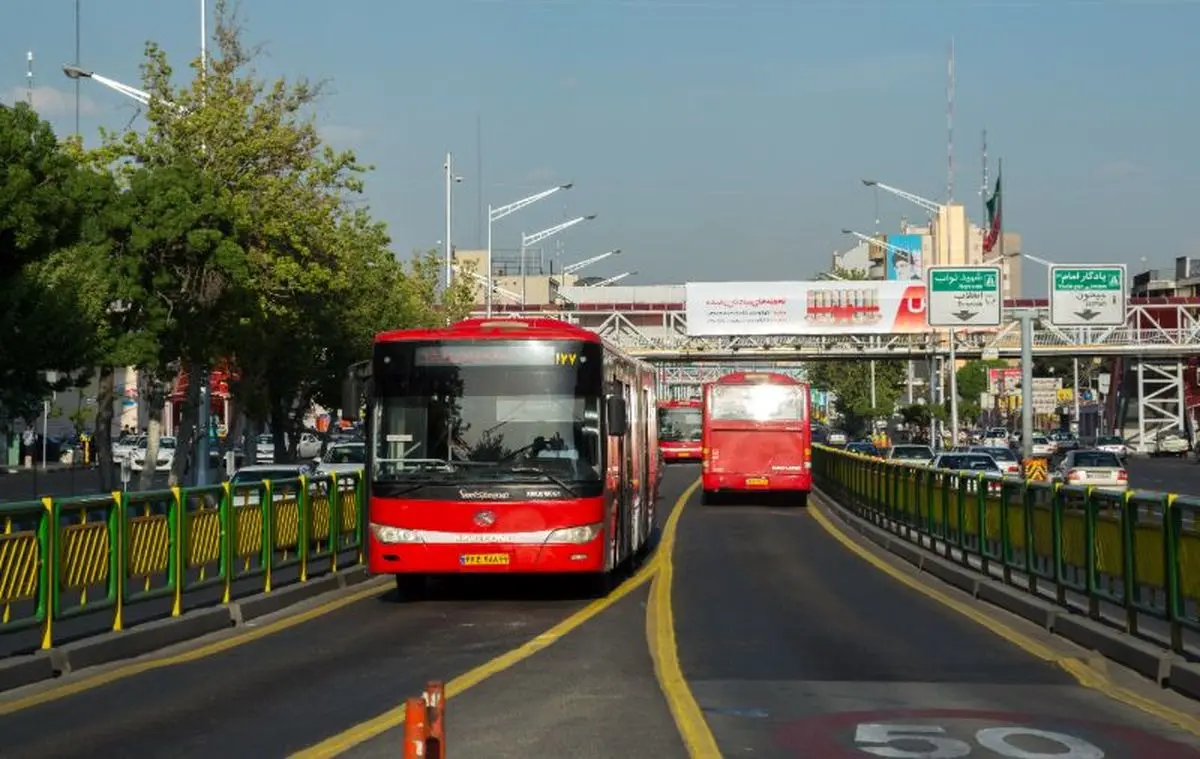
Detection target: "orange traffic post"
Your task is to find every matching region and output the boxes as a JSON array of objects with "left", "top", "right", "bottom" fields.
[
  {"left": 403, "top": 696, "right": 429, "bottom": 759},
  {"left": 424, "top": 680, "right": 446, "bottom": 759}
]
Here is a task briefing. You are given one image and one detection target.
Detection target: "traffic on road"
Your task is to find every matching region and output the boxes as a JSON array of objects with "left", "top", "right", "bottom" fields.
[{"left": 2, "top": 466, "right": 1197, "bottom": 758}]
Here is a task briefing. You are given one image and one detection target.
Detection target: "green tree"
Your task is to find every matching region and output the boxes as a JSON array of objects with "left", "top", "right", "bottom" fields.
[
  {"left": 807, "top": 361, "right": 906, "bottom": 438},
  {"left": 0, "top": 103, "right": 105, "bottom": 426},
  {"left": 955, "top": 359, "right": 1007, "bottom": 425}
]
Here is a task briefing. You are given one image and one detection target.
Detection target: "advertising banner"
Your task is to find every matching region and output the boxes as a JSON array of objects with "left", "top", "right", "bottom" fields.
[
  {"left": 885, "top": 234, "right": 924, "bottom": 281},
  {"left": 684, "top": 281, "right": 927, "bottom": 336},
  {"left": 988, "top": 367, "right": 1021, "bottom": 395}
]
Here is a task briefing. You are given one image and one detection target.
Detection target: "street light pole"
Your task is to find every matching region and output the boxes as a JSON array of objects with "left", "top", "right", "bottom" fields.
[
  {"left": 444, "top": 153, "right": 463, "bottom": 290},
  {"left": 519, "top": 215, "right": 597, "bottom": 308},
  {"left": 1017, "top": 310, "right": 1036, "bottom": 459},
  {"left": 485, "top": 184, "right": 573, "bottom": 316}
]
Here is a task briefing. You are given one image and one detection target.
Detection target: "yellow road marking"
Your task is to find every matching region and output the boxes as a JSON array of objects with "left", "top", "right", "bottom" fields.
[
  {"left": 646, "top": 478, "right": 722, "bottom": 758},
  {"left": 290, "top": 482, "right": 702, "bottom": 758},
  {"left": 809, "top": 495, "right": 1200, "bottom": 737},
  {"left": 0, "top": 579, "right": 391, "bottom": 716}
]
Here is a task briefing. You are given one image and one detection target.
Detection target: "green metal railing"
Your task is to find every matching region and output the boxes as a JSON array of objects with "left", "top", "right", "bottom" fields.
[
  {"left": 813, "top": 445, "right": 1200, "bottom": 653},
  {"left": 0, "top": 472, "right": 366, "bottom": 649}
]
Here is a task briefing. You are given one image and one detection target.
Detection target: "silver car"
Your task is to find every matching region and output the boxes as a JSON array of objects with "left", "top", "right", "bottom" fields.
[{"left": 1053, "top": 449, "right": 1127, "bottom": 489}]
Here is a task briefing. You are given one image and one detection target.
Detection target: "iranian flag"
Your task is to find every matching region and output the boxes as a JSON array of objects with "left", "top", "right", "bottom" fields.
[{"left": 983, "top": 173, "right": 1002, "bottom": 253}]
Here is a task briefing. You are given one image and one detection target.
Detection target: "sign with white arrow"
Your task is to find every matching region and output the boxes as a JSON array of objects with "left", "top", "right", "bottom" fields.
[
  {"left": 1048, "top": 264, "right": 1126, "bottom": 327},
  {"left": 926, "top": 265, "right": 1003, "bottom": 328}
]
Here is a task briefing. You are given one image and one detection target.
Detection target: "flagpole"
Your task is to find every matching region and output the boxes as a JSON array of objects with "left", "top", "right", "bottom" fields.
[{"left": 997, "top": 158, "right": 1005, "bottom": 263}]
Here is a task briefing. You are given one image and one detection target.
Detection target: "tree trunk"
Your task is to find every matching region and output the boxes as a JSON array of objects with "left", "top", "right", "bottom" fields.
[
  {"left": 94, "top": 367, "right": 116, "bottom": 492},
  {"left": 170, "top": 366, "right": 202, "bottom": 487},
  {"left": 269, "top": 396, "right": 289, "bottom": 463},
  {"left": 139, "top": 375, "right": 167, "bottom": 491}
]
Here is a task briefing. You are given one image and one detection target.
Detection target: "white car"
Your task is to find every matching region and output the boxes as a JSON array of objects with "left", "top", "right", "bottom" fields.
[
  {"left": 1095, "top": 435, "right": 1131, "bottom": 460},
  {"left": 255, "top": 431, "right": 323, "bottom": 463},
  {"left": 887, "top": 444, "right": 935, "bottom": 467},
  {"left": 1152, "top": 430, "right": 1190, "bottom": 458},
  {"left": 1029, "top": 435, "right": 1056, "bottom": 458},
  {"left": 131, "top": 436, "right": 176, "bottom": 472},
  {"left": 112, "top": 433, "right": 146, "bottom": 464},
  {"left": 315, "top": 441, "right": 366, "bottom": 477},
  {"left": 981, "top": 428, "right": 1010, "bottom": 448}
]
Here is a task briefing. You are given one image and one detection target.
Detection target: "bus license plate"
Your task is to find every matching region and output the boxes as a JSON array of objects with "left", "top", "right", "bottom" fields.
[
  {"left": 677, "top": 451, "right": 691, "bottom": 458},
  {"left": 460, "top": 553, "right": 511, "bottom": 566},
  {"left": 745, "top": 477, "right": 769, "bottom": 487}
]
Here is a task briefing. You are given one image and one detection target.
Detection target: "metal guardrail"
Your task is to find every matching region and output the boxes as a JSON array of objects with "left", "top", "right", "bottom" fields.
[
  {"left": 813, "top": 445, "right": 1200, "bottom": 653},
  {"left": 0, "top": 472, "right": 365, "bottom": 650}
]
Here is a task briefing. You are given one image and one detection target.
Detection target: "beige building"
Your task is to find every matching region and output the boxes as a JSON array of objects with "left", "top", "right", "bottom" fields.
[
  {"left": 452, "top": 249, "right": 581, "bottom": 306},
  {"left": 884, "top": 206, "right": 1023, "bottom": 299}
]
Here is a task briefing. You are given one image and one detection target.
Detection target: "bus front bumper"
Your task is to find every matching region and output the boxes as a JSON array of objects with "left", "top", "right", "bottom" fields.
[{"left": 367, "top": 524, "right": 608, "bottom": 574}]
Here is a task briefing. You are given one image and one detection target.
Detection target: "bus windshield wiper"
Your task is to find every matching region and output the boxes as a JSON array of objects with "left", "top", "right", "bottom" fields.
[{"left": 503, "top": 466, "right": 578, "bottom": 496}]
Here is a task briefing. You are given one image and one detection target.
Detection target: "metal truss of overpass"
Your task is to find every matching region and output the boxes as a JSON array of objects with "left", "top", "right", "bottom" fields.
[
  {"left": 474, "top": 296, "right": 1200, "bottom": 446},
  {"left": 479, "top": 297, "right": 1200, "bottom": 361}
]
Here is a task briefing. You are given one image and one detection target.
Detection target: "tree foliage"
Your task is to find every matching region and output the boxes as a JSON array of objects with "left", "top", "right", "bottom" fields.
[
  {"left": 0, "top": 103, "right": 106, "bottom": 423},
  {"left": 5, "top": 1, "right": 478, "bottom": 480},
  {"left": 807, "top": 361, "right": 906, "bottom": 437}
]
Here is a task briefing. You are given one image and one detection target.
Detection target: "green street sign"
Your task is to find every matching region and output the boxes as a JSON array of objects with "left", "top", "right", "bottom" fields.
[
  {"left": 1048, "top": 264, "right": 1126, "bottom": 327},
  {"left": 1052, "top": 267, "right": 1123, "bottom": 291},
  {"left": 926, "top": 265, "right": 1003, "bottom": 327},
  {"left": 930, "top": 268, "right": 1000, "bottom": 293}
]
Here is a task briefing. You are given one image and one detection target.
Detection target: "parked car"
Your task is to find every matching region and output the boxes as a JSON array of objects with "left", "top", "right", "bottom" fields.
[
  {"left": 131, "top": 436, "right": 176, "bottom": 472},
  {"left": 1151, "top": 430, "right": 1189, "bottom": 458},
  {"left": 314, "top": 441, "right": 366, "bottom": 476}
]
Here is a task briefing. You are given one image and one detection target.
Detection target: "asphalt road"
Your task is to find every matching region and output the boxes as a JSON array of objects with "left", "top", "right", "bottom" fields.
[
  {"left": 1127, "top": 455, "right": 1200, "bottom": 498},
  {"left": 0, "top": 464, "right": 234, "bottom": 503},
  {"left": 669, "top": 485, "right": 1200, "bottom": 757},
  {"left": 4, "top": 465, "right": 1200, "bottom": 758},
  {"left": 0, "top": 467, "right": 691, "bottom": 759}
]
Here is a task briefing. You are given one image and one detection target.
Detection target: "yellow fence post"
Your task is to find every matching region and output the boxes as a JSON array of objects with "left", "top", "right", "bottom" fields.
[{"left": 39, "top": 496, "right": 55, "bottom": 650}]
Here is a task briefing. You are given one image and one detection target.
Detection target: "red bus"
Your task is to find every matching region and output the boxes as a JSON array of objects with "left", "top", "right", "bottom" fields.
[
  {"left": 346, "top": 317, "right": 660, "bottom": 596},
  {"left": 657, "top": 399, "right": 703, "bottom": 462},
  {"left": 700, "top": 372, "right": 813, "bottom": 505}
]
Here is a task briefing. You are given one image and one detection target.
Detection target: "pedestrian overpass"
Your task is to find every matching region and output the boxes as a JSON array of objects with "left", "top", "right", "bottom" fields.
[{"left": 473, "top": 284, "right": 1200, "bottom": 452}]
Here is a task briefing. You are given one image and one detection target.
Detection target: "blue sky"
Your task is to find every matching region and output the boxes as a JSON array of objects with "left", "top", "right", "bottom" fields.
[{"left": 3, "top": 0, "right": 1196, "bottom": 295}]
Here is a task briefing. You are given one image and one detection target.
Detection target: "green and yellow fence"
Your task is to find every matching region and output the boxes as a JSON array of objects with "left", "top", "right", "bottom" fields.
[
  {"left": 0, "top": 472, "right": 365, "bottom": 650},
  {"left": 813, "top": 445, "right": 1200, "bottom": 653}
]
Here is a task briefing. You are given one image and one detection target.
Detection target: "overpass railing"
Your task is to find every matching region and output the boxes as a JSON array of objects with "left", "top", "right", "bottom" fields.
[
  {"left": 813, "top": 445, "right": 1199, "bottom": 654},
  {"left": 0, "top": 472, "right": 365, "bottom": 652}
]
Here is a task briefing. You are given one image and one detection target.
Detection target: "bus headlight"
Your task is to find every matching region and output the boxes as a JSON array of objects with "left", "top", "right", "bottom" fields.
[
  {"left": 545, "top": 523, "right": 603, "bottom": 544},
  {"left": 369, "top": 523, "right": 423, "bottom": 544}
]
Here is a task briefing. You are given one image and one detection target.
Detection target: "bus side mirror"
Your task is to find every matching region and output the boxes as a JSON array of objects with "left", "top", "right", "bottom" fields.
[{"left": 606, "top": 396, "right": 627, "bottom": 437}]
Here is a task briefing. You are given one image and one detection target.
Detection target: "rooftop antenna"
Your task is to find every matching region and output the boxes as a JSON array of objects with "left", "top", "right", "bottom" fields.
[
  {"left": 26, "top": 51, "right": 34, "bottom": 106},
  {"left": 946, "top": 36, "right": 955, "bottom": 203},
  {"left": 981, "top": 128, "right": 989, "bottom": 236}
]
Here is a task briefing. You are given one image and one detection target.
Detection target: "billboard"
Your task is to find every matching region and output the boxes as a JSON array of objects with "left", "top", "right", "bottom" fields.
[
  {"left": 684, "top": 281, "right": 927, "bottom": 336},
  {"left": 988, "top": 367, "right": 1021, "bottom": 395},
  {"left": 885, "top": 234, "right": 924, "bottom": 281}
]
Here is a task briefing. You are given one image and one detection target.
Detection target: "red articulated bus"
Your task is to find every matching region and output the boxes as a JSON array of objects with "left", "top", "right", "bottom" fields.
[
  {"left": 350, "top": 317, "right": 660, "bottom": 596},
  {"left": 657, "top": 399, "right": 703, "bottom": 463},
  {"left": 700, "top": 371, "right": 813, "bottom": 506}
]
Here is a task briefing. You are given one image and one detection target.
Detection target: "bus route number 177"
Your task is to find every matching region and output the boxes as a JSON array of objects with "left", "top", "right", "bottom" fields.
[{"left": 854, "top": 723, "right": 1105, "bottom": 759}]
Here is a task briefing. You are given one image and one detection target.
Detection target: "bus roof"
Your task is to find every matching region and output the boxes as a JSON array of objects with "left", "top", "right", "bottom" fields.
[
  {"left": 375, "top": 317, "right": 600, "bottom": 345},
  {"left": 709, "top": 371, "right": 804, "bottom": 386}
]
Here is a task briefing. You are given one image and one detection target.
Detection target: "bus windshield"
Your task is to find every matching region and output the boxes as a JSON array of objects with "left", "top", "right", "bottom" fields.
[
  {"left": 370, "top": 339, "right": 603, "bottom": 487},
  {"left": 659, "top": 406, "right": 702, "bottom": 442},
  {"left": 709, "top": 383, "right": 806, "bottom": 422}
]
